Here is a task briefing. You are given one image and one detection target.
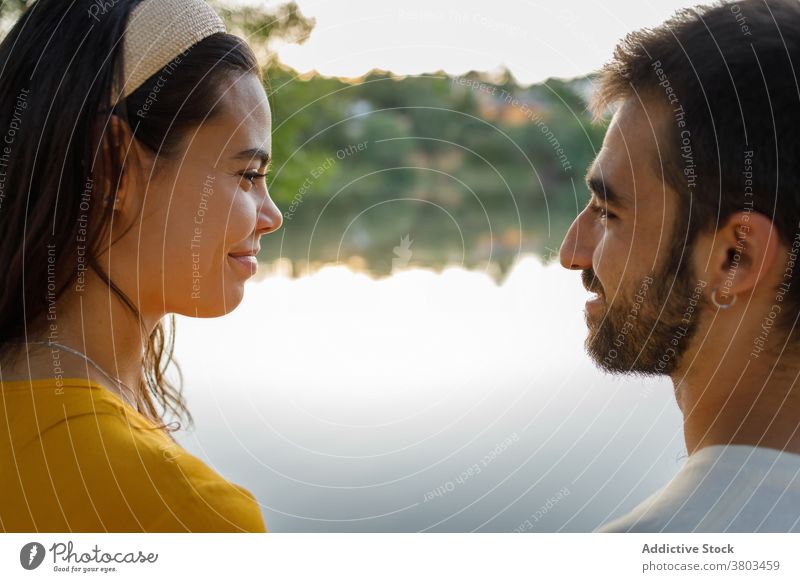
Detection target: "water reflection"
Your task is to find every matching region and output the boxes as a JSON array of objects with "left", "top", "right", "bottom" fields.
[
  {"left": 265, "top": 198, "right": 575, "bottom": 279},
  {"left": 173, "top": 256, "right": 686, "bottom": 532}
]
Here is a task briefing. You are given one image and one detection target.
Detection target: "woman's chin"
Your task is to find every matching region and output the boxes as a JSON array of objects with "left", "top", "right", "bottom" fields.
[{"left": 175, "top": 286, "right": 246, "bottom": 318}]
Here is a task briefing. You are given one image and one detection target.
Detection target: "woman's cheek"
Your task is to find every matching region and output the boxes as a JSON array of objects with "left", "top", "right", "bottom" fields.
[{"left": 226, "top": 187, "right": 258, "bottom": 243}]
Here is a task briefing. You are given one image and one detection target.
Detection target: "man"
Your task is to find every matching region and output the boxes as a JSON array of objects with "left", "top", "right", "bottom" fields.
[{"left": 559, "top": 0, "right": 800, "bottom": 532}]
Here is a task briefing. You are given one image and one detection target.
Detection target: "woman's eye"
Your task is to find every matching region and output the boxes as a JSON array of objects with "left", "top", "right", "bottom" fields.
[{"left": 240, "top": 171, "right": 268, "bottom": 185}]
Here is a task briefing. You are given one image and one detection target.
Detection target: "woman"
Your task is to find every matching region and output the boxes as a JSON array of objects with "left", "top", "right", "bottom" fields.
[{"left": 0, "top": 0, "right": 281, "bottom": 532}]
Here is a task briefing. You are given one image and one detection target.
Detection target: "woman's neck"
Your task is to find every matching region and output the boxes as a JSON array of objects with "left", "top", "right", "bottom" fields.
[{"left": 2, "top": 268, "right": 156, "bottom": 398}]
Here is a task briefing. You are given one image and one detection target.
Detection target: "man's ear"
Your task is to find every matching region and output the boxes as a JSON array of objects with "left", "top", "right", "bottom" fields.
[{"left": 702, "top": 211, "right": 780, "bottom": 305}]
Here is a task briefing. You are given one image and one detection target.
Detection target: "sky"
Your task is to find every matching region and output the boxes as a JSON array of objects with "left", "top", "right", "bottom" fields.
[{"left": 234, "top": 0, "right": 707, "bottom": 84}]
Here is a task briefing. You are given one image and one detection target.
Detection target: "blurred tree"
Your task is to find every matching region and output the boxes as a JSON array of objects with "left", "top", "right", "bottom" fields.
[
  {"left": 1, "top": 1, "right": 314, "bottom": 58},
  {"left": 209, "top": 0, "right": 314, "bottom": 66},
  {"left": 0, "top": 0, "right": 26, "bottom": 29}
]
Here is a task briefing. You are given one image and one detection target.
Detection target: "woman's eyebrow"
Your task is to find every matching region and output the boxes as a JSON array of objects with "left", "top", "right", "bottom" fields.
[{"left": 230, "top": 147, "right": 271, "bottom": 166}]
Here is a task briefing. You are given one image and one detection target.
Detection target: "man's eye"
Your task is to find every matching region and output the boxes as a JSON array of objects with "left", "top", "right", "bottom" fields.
[{"left": 588, "top": 201, "right": 616, "bottom": 221}]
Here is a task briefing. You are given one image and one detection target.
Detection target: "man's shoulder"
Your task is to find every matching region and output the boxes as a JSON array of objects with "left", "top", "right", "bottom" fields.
[{"left": 595, "top": 445, "right": 800, "bottom": 532}]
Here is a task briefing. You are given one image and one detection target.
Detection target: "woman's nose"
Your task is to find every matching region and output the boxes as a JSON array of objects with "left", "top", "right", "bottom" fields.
[{"left": 256, "top": 193, "right": 282, "bottom": 235}]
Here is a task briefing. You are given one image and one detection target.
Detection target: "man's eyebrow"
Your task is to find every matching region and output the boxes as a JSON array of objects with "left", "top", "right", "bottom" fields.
[
  {"left": 586, "top": 174, "right": 626, "bottom": 208},
  {"left": 230, "top": 147, "right": 271, "bottom": 167}
]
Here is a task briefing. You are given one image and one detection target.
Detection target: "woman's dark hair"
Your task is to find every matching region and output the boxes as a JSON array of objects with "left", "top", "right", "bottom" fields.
[{"left": 0, "top": 0, "right": 260, "bottom": 431}]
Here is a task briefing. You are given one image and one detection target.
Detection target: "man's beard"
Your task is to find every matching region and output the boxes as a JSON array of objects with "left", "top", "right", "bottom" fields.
[{"left": 582, "top": 257, "right": 707, "bottom": 376}]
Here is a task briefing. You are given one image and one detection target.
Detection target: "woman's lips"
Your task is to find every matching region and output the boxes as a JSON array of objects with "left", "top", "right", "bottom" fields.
[{"left": 228, "top": 253, "right": 258, "bottom": 276}]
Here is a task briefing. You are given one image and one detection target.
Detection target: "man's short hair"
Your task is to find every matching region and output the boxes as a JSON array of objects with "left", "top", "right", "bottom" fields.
[{"left": 592, "top": 0, "right": 800, "bottom": 329}]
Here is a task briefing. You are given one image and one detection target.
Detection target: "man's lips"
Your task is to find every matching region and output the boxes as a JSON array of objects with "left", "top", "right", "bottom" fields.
[{"left": 585, "top": 290, "right": 604, "bottom": 312}]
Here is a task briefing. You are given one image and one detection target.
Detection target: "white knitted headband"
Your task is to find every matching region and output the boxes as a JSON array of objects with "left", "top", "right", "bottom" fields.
[{"left": 112, "top": 0, "right": 227, "bottom": 103}]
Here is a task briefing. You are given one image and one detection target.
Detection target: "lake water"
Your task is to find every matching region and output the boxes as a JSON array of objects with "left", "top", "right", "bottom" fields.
[{"left": 172, "top": 256, "right": 686, "bottom": 532}]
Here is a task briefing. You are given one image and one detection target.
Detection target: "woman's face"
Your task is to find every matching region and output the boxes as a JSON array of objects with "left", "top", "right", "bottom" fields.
[{"left": 111, "top": 72, "right": 282, "bottom": 319}]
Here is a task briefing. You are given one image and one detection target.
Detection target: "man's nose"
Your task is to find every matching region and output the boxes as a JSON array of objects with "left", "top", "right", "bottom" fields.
[{"left": 559, "top": 211, "right": 594, "bottom": 271}]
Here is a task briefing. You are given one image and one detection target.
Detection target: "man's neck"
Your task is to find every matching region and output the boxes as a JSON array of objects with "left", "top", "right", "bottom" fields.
[{"left": 673, "top": 343, "right": 800, "bottom": 456}]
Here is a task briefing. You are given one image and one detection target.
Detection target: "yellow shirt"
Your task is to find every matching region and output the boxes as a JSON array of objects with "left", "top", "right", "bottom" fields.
[{"left": 0, "top": 377, "right": 266, "bottom": 532}]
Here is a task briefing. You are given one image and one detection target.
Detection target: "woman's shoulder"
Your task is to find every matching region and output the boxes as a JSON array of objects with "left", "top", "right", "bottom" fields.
[
  {"left": 0, "top": 377, "right": 266, "bottom": 532},
  {"left": 1, "top": 377, "right": 133, "bottom": 452}
]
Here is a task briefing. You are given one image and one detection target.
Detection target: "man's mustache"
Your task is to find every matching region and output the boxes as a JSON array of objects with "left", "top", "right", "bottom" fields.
[{"left": 581, "top": 269, "right": 604, "bottom": 296}]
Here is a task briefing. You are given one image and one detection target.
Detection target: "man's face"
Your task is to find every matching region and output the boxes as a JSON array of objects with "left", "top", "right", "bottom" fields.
[{"left": 559, "top": 97, "right": 707, "bottom": 375}]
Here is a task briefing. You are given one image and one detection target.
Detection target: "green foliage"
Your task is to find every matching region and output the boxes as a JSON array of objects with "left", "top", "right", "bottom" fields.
[
  {"left": 209, "top": 0, "right": 314, "bottom": 66},
  {"left": 263, "top": 66, "right": 606, "bottom": 275},
  {"left": 0, "top": 0, "right": 26, "bottom": 22}
]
